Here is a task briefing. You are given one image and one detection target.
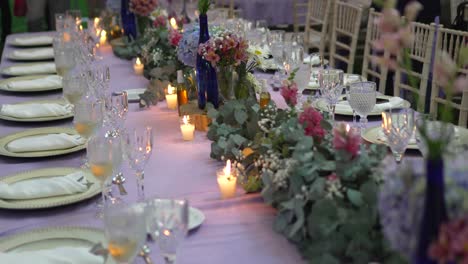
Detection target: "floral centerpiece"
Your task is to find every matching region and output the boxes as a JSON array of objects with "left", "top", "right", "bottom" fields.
[{"left": 129, "top": 0, "right": 159, "bottom": 36}]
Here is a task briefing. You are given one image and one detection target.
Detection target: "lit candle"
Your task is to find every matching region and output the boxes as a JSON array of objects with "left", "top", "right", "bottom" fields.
[
  {"left": 99, "top": 30, "right": 107, "bottom": 46},
  {"left": 94, "top": 17, "right": 100, "bottom": 28},
  {"left": 79, "top": 25, "right": 83, "bottom": 31},
  {"left": 217, "top": 160, "right": 237, "bottom": 199},
  {"left": 133, "top": 57, "right": 144, "bottom": 75},
  {"left": 63, "top": 32, "right": 71, "bottom": 42},
  {"left": 345, "top": 124, "right": 350, "bottom": 133},
  {"left": 165, "top": 84, "right": 178, "bottom": 110},
  {"left": 170, "top": 17, "right": 178, "bottom": 30},
  {"left": 180, "top": 115, "right": 195, "bottom": 141}
]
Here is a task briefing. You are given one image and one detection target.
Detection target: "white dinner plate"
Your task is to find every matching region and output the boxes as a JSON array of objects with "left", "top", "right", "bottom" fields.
[
  {"left": 0, "top": 167, "right": 100, "bottom": 209},
  {"left": 0, "top": 127, "right": 86, "bottom": 158},
  {"left": 1, "top": 62, "right": 57, "bottom": 76},
  {"left": 313, "top": 95, "right": 411, "bottom": 116},
  {"left": 0, "top": 227, "right": 114, "bottom": 263},
  {"left": 0, "top": 75, "right": 62, "bottom": 92},
  {"left": 0, "top": 99, "right": 73, "bottom": 122}
]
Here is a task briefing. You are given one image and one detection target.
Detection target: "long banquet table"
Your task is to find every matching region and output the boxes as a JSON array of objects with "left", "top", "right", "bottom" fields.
[{"left": 0, "top": 32, "right": 306, "bottom": 264}]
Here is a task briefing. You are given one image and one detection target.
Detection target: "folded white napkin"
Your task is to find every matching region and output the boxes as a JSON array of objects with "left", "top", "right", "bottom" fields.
[
  {"left": 335, "top": 97, "right": 405, "bottom": 113},
  {"left": 0, "top": 246, "right": 102, "bottom": 264},
  {"left": 7, "top": 133, "right": 86, "bottom": 153},
  {"left": 378, "top": 128, "right": 417, "bottom": 145},
  {"left": 304, "top": 55, "right": 321, "bottom": 65},
  {"left": 12, "top": 48, "right": 54, "bottom": 59},
  {"left": 1, "top": 103, "right": 72, "bottom": 119},
  {"left": 3, "top": 63, "right": 56, "bottom": 75},
  {"left": 0, "top": 171, "right": 88, "bottom": 200},
  {"left": 0, "top": 75, "right": 62, "bottom": 91},
  {"left": 13, "top": 36, "right": 53, "bottom": 45}
]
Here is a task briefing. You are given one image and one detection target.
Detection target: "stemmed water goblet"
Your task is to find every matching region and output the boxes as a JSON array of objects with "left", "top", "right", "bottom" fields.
[
  {"left": 87, "top": 135, "right": 123, "bottom": 217},
  {"left": 146, "top": 198, "right": 189, "bottom": 264},
  {"left": 317, "top": 69, "right": 344, "bottom": 123},
  {"left": 105, "top": 91, "right": 128, "bottom": 138},
  {"left": 124, "top": 126, "right": 154, "bottom": 202},
  {"left": 271, "top": 42, "right": 286, "bottom": 84},
  {"left": 104, "top": 203, "right": 147, "bottom": 264},
  {"left": 381, "top": 108, "right": 415, "bottom": 163},
  {"left": 348, "top": 82, "right": 377, "bottom": 132}
]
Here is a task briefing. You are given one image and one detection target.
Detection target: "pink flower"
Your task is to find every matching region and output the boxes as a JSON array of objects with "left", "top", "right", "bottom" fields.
[
  {"left": 434, "top": 51, "right": 458, "bottom": 89},
  {"left": 404, "top": 1, "right": 423, "bottom": 22},
  {"left": 377, "top": 8, "right": 401, "bottom": 33},
  {"left": 153, "top": 15, "right": 167, "bottom": 27},
  {"left": 429, "top": 216, "right": 468, "bottom": 263},
  {"left": 280, "top": 81, "right": 298, "bottom": 107},
  {"left": 204, "top": 51, "right": 220, "bottom": 66},
  {"left": 371, "top": 55, "right": 398, "bottom": 70},
  {"left": 168, "top": 29, "right": 182, "bottom": 47},
  {"left": 454, "top": 76, "right": 468, "bottom": 92},
  {"left": 326, "top": 173, "right": 338, "bottom": 181},
  {"left": 130, "top": 0, "right": 158, "bottom": 16},
  {"left": 332, "top": 122, "right": 361, "bottom": 158},
  {"left": 299, "top": 106, "right": 325, "bottom": 140}
]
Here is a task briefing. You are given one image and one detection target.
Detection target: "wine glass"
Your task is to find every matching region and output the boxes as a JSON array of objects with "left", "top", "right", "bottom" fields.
[
  {"left": 268, "top": 30, "right": 285, "bottom": 47},
  {"left": 146, "top": 198, "right": 189, "bottom": 264},
  {"left": 348, "top": 82, "right": 377, "bottom": 132},
  {"left": 285, "top": 44, "right": 304, "bottom": 71},
  {"left": 381, "top": 108, "right": 415, "bottom": 163},
  {"left": 87, "top": 135, "right": 123, "bottom": 217},
  {"left": 55, "top": 13, "right": 66, "bottom": 32},
  {"left": 318, "top": 69, "right": 344, "bottom": 123},
  {"left": 105, "top": 92, "right": 128, "bottom": 138},
  {"left": 104, "top": 203, "right": 147, "bottom": 264},
  {"left": 53, "top": 40, "right": 76, "bottom": 77},
  {"left": 124, "top": 126, "right": 154, "bottom": 202}
]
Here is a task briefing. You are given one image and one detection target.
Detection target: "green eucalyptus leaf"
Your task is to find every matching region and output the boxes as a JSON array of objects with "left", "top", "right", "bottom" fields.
[
  {"left": 234, "top": 110, "right": 248, "bottom": 125},
  {"left": 346, "top": 189, "right": 364, "bottom": 207}
]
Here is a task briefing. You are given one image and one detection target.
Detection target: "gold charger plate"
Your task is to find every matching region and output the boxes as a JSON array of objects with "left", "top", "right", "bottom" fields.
[
  {"left": 7, "top": 48, "right": 54, "bottom": 61},
  {"left": 7, "top": 36, "right": 53, "bottom": 47},
  {"left": 0, "top": 99, "right": 72, "bottom": 122},
  {"left": 1, "top": 62, "right": 57, "bottom": 76},
  {"left": 0, "top": 75, "right": 62, "bottom": 92},
  {"left": 0, "top": 226, "right": 114, "bottom": 263},
  {"left": 0, "top": 127, "right": 86, "bottom": 158},
  {"left": 0, "top": 167, "right": 100, "bottom": 209},
  {"left": 313, "top": 95, "right": 411, "bottom": 116}
]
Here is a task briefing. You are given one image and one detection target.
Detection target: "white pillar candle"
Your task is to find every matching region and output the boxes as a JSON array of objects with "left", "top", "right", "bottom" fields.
[
  {"left": 133, "top": 57, "right": 144, "bottom": 75},
  {"left": 217, "top": 160, "right": 237, "bottom": 199},
  {"left": 180, "top": 115, "right": 195, "bottom": 141},
  {"left": 166, "top": 84, "right": 177, "bottom": 110},
  {"left": 99, "top": 30, "right": 107, "bottom": 46}
]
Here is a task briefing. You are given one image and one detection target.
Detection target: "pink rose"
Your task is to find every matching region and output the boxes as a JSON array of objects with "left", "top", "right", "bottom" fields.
[
  {"left": 299, "top": 106, "right": 325, "bottom": 140},
  {"left": 332, "top": 123, "right": 360, "bottom": 158},
  {"left": 280, "top": 81, "right": 298, "bottom": 107},
  {"left": 168, "top": 29, "right": 182, "bottom": 47}
]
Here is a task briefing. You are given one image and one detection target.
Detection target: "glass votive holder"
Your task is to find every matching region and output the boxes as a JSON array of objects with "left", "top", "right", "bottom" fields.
[
  {"left": 166, "top": 84, "right": 177, "bottom": 110},
  {"left": 216, "top": 160, "right": 237, "bottom": 199},
  {"left": 180, "top": 115, "right": 195, "bottom": 141}
]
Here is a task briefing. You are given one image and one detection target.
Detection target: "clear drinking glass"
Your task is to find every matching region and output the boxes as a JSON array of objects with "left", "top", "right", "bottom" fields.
[
  {"left": 63, "top": 74, "right": 86, "bottom": 105},
  {"left": 348, "top": 82, "right": 377, "bottom": 132},
  {"left": 87, "top": 135, "right": 122, "bottom": 217},
  {"left": 53, "top": 40, "right": 76, "bottom": 77},
  {"left": 381, "top": 108, "right": 415, "bottom": 163},
  {"left": 285, "top": 45, "right": 304, "bottom": 71},
  {"left": 104, "top": 203, "right": 147, "bottom": 264},
  {"left": 55, "top": 13, "right": 66, "bottom": 32},
  {"left": 73, "top": 100, "right": 104, "bottom": 140},
  {"left": 268, "top": 30, "right": 285, "bottom": 47},
  {"left": 146, "top": 199, "right": 189, "bottom": 264},
  {"left": 124, "top": 126, "right": 154, "bottom": 202},
  {"left": 105, "top": 92, "right": 128, "bottom": 138},
  {"left": 318, "top": 69, "right": 344, "bottom": 123},
  {"left": 66, "top": 9, "right": 82, "bottom": 27}
]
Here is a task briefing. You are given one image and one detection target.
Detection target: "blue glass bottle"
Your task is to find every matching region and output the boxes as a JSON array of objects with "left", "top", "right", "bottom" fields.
[
  {"left": 415, "top": 158, "right": 447, "bottom": 264},
  {"left": 196, "top": 14, "right": 219, "bottom": 109},
  {"left": 121, "top": 0, "right": 137, "bottom": 40}
]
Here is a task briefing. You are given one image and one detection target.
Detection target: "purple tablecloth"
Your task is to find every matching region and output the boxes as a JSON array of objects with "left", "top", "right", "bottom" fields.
[{"left": 0, "top": 32, "right": 305, "bottom": 264}]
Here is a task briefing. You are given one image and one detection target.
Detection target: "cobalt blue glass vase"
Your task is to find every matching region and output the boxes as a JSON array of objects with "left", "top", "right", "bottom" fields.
[
  {"left": 415, "top": 158, "right": 447, "bottom": 264},
  {"left": 120, "top": 0, "right": 137, "bottom": 39},
  {"left": 196, "top": 14, "right": 219, "bottom": 109}
]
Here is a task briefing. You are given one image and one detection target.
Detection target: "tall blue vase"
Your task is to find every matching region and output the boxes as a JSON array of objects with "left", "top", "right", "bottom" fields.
[
  {"left": 196, "top": 14, "right": 219, "bottom": 109},
  {"left": 121, "top": 0, "right": 137, "bottom": 40},
  {"left": 415, "top": 158, "right": 447, "bottom": 264}
]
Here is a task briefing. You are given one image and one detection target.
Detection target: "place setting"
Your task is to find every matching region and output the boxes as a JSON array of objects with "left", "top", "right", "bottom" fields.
[{"left": 6, "top": 47, "right": 55, "bottom": 61}]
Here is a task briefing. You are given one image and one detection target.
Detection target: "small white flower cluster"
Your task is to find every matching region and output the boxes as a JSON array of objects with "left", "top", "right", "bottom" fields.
[
  {"left": 325, "top": 178, "right": 345, "bottom": 199},
  {"left": 151, "top": 48, "right": 163, "bottom": 64},
  {"left": 258, "top": 105, "right": 277, "bottom": 133},
  {"left": 256, "top": 150, "right": 296, "bottom": 189},
  {"left": 246, "top": 73, "right": 261, "bottom": 94}
]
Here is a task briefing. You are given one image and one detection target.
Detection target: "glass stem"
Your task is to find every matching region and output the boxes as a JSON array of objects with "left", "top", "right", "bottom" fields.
[
  {"left": 359, "top": 115, "right": 368, "bottom": 135},
  {"left": 330, "top": 104, "right": 336, "bottom": 124},
  {"left": 136, "top": 170, "right": 145, "bottom": 202},
  {"left": 163, "top": 255, "right": 176, "bottom": 264},
  {"left": 352, "top": 110, "right": 356, "bottom": 126}
]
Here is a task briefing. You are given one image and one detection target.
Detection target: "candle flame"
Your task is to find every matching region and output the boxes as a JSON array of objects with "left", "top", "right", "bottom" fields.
[
  {"left": 94, "top": 17, "right": 100, "bottom": 25},
  {"left": 345, "top": 124, "right": 350, "bottom": 133},
  {"left": 170, "top": 18, "right": 178, "bottom": 30},
  {"left": 183, "top": 115, "right": 190, "bottom": 125},
  {"left": 167, "top": 84, "right": 175, "bottom": 95},
  {"left": 223, "top": 160, "right": 231, "bottom": 176},
  {"left": 136, "top": 57, "right": 142, "bottom": 65},
  {"left": 101, "top": 30, "right": 106, "bottom": 38},
  {"left": 79, "top": 25, "right": 83, "bottom": 31}
]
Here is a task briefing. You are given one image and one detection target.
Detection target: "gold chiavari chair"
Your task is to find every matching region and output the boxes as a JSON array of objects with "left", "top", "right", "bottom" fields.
[
  {"left": 293, "top": 0, "right": 309, "bottom": 33},
  {"left": 304, "top": 0, "right": 333, "bottom": 58}
]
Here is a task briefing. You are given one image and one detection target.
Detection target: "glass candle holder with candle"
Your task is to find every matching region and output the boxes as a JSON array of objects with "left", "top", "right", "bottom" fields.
[
  {"left": 133, "top": 57, "right": 144, "bottom": 75},
  {"left": 166, "top": 84, "right": 178, "bottom": 110},
  {"left": 217, "top": 160, "right": 237, "bottom": 199},
  {"left": 180, "top": 115, "right": 195, "bottom": 141}
]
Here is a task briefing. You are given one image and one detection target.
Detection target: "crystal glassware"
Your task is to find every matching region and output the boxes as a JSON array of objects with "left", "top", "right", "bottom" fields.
[
  {"left": 318, "top": 69, "right": 344, "bottom": 123},
  {"left": 87, "top": 135, "right": 123, "bottom": 217},
  {"left": 124, "top": 126, "right": 154, "bottom": 202},
  {"left": 55, "top": 13, "right": 66, "bottom": 32},
  {"left": 105, "top": 92, "right": 128, "bottom": 138},
  {"left": 53, "top": 40, "right": 76, "bottom": 77},
  {"left": 381, "top": 108, "right": 415, "bottom": 163},
  {"left": 73, "top": 100, "right": 104, "bottom": 140},
  {"left": 104, "top": 203, "right": 147, "bottom": 264},
  {"left": 268, "top": 30, "right": 285, "bottom": 47},
  {"left": 146, "top": 198, "right": 189, "bottom": 264},
  {"left": 63, "top": 73, "right": 85, "bottom": 105},
  {"left": 348, "top": 81, "right": 377, "bottom": 132},
  {"left": 285, "top": 44, "right": 304, "bottom": 71}
]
